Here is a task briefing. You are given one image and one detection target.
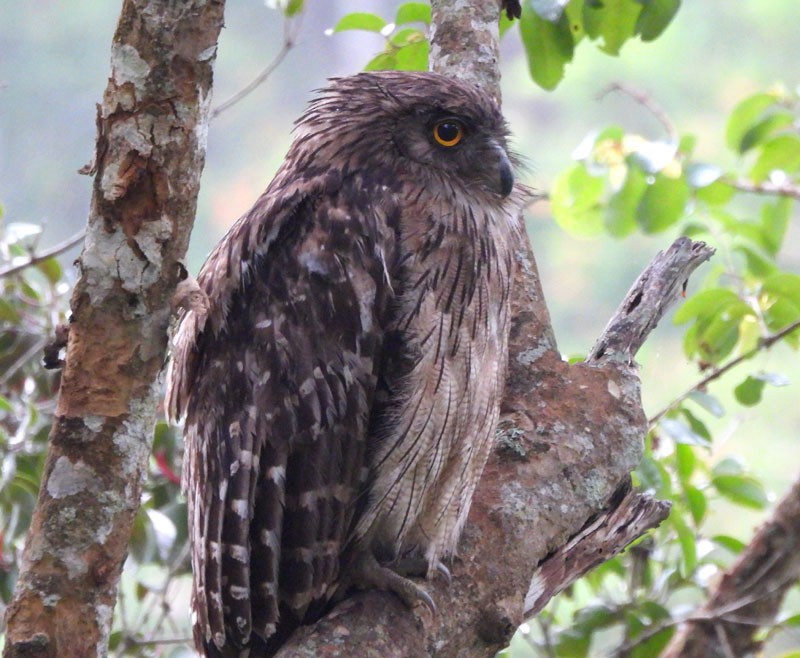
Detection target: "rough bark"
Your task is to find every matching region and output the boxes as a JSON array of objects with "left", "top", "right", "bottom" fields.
[
  {"left": 2, "top": 2, "right": 224, "bottom": 657},
  {"left": 271, "top": 4, "right": 715, "bottom": 657},
  {"left": 663, "top": 473, "right": 800, "bottom": 658}
]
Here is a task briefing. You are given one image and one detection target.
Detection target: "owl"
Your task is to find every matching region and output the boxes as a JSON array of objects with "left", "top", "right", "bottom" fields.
[{"left": 166, "top": 70, "right": 523, "bottom": 657}]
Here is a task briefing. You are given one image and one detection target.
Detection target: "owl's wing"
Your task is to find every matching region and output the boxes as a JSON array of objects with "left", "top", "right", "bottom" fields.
[{"left": 167, "top": 174, "right": 397, "bottom": 654}]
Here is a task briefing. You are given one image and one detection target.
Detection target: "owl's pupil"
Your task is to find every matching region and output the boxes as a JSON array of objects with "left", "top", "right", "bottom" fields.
[
  {"left": 435, "top": 121, "right": 462, "bottom": 146},
  {"left": 438, "top": 123, "right": 458, "bottom": 141}
]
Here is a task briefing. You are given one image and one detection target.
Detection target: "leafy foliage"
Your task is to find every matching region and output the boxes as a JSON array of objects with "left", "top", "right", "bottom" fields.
[
  {"left": 330, "top": 3, "right": 430, "bottom": 72},
  {"left": 520, "top": 0, "right": 682, "bottom": 89}
]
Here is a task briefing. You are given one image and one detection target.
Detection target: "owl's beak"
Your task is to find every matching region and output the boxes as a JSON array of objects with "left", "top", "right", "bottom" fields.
[
  {"left": 491, "top": 145, "right": 515, "bottom": 198},
  {"left": 498, "top": 152, "right": 514, "bottom": 198}
]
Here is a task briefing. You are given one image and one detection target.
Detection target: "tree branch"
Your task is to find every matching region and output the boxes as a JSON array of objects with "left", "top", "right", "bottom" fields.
[
  {"left": 663, "top": 471, "right": 800, "bottom": 658},
  {"left": 724, "top": 177, "right": 800, "bottom": 201},
  {"left": 0, "top": 229, "right": 86, "bottom": 279},
  {"left": 649, "top": 317, "right": 800, "bottom": 426},
  {"left": 2, "top": 2, "right": 225, "bottom": 657},
  {"left": 211, "top": 15, "right": 300, "bottom": 120}
]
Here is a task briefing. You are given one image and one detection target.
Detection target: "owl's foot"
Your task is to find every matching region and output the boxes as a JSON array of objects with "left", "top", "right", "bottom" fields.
[
  {"left": 350, "top": 551, "right": 436, "bottom": 616},
  {"left": 394, "top": 556, "right": 452, "bottom": 585}
]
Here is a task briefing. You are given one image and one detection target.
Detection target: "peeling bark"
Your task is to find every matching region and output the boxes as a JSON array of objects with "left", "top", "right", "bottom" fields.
[
  {"left": 3, "top": 2, "right": 225, "bottom": 657},
  {"left": 663, "top": 473, "right": 800, "bottom": 658}
]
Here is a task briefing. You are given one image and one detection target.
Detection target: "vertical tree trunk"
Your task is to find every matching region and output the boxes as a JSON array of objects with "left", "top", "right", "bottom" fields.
[{"left": 3, "top": 2, "right": 225, "bottom": 656}]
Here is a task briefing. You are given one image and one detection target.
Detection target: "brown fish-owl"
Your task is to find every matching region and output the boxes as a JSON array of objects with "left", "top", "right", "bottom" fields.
[{"left": 166, "top": 70, "right": 524, "bottom": 657}]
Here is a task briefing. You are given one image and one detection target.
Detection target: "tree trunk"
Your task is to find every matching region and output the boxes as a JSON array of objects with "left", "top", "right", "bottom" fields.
[{"left": 2, "top": 2, "right": 225, "bottom": 656}]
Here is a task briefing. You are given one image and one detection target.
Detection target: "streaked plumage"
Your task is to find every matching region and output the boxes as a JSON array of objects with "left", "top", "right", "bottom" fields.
[{"left": 167, "top": 70, "right": 523, "bottom": 657}]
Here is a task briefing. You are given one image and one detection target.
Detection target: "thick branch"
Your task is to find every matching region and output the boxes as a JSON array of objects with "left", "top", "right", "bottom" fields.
[
  {"left": 663, "top": 473, "right": 800, "bottom": 658},
  {"left": 2, "top": 2, "right": 225, "bottom": 657}
]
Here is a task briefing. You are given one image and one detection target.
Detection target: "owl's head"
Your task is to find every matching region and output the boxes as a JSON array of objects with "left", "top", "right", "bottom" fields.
[{"left": 293, "top": 71, "right": 516, "bottom": 202}]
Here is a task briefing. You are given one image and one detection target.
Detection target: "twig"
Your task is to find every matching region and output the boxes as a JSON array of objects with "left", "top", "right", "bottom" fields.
[
  {"left": 210, "top": 17, "right": 300, "bottom": 120},
  {"left": 0, "top": 229, "right": 85, "bottom": 279},
  {"left": 648, "top": 317, "right": 800, "bottom": 426},
  {"left": 597, "top": 81, "right": 678, "bottom": 142},
  {"left": 724, "top": 177, "right": 800, "bottom": 201}
]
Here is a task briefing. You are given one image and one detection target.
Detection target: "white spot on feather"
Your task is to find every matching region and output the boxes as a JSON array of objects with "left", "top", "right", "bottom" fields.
[{"left": 230, "top": 498, "right": 249, "bottom": 518}]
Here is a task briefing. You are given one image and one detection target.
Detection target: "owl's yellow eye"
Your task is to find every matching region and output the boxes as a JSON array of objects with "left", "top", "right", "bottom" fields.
[{"left": 433, "top": 120, "right": 464, "bottom": 147}]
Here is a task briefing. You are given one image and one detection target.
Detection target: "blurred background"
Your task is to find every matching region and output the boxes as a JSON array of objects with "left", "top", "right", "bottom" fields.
[{"left": 1, "top": 1, "right": 799, "bottom": 654}]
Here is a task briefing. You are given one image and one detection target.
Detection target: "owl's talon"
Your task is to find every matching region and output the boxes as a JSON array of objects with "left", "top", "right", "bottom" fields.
[
  {"left": 392, "top": 556, "right": 451, "bottom": 585},
  {"left": 434, "top": 560, "right": 452, "bottom": 585},
  {"left": 351, "top": 552, "right": 437, "bottom": 617}
]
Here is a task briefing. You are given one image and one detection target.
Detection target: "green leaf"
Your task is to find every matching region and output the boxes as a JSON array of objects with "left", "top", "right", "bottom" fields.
[
  {"left": 555, "top": 626, "right": 590, "bottom": 658},
  {"left": 697, "top": 312, "right": 744, "bottom": 363},
  {"left": 726, "top": 92, "right": 778, "bottom": 153},
  {"left": 687, "top": 391, "right": 725, "bottom": 418},
  {"left": 750, "top": 134, "right": 800, "bottom": 183},
  {"left": 674, "top": 442, "right": 696, "bottom": 482},
  {"left": 671, "top": 511, "right": 697, "bottom": 576},
  {"left": 674, "top": 288, "right": 746, "bottom": 325},
  {"left": 713, "top": 474, "right": 768, "bottom": 509},
  {"left": 712, "top": 534, "right": 745, "bottom": 554},
  {"left": 574, "top": 604, "right": 617, "bottom": 631},
  {"left": 551, "top": 164, "right": 605, "bottom": 236},
  {"left": 739, "top": 111, "right": 795, "bottom": 152},
  {"left": 389, "top": 27, "right": 424, "bottom": 47},
  {"left": 762, "top": 297, "right": 800, "bottom": 347},
  {"left": 332, "top": 12, "right": 387, "bottom": 33},
  {"left": 680, "top": 408, "right": 712, "bottom": 443},
  {"left": 519, "top": 6, "right": 575, "bottom": 90},
  {"left": 364, "top": 52, "right": 397, "bottom": 71},
  {"left": 635, "top": 0, "right": 681, "bottom": 41},
  {"left": 713, "top": 456, "right": 744, "bottom": 476},
  {"left": 583, "top": 0, "right": 642, "bottom": 55},
  {"left": 734, "top": 245, "right": 777, "bottom": 278},
  {"left": 660, "top": 418, "right": 711, "bottom": 448},
  {"left": 630, "top": 602, "right": 675, "bottom": 657},
  {"left": 0, "top": 298, "right": 21, "bottom": 323},
  {"left": 636, "top": 454, "right": 671, "bottom": 496},
  {"left": 684, "top": 484, "right": 707, "bottom": 525},
  {"left": 605, "top": 164, "right": 647, "bottom": 236},
  {"left": 636, "top": 173, "right": 689, "bottom": 233},
  {"left": 734, "top": 376, "right": 766, "bottom": 406},
  {"left": 762, "top": 272, "right": 800, "bottom": 308},
  {"left": 284, "top": 0, "right": 304, "bottom": 17},
  {"left": 760, "top": 197, "right": 791, "bottom": 256},
  {"left": 36, "top": 257, "right": 63, "bottom": 285},
  {"left": 395, "top": 2, "right": 431, "bottom": 25},
  {"left": 393, "top": 39, "right": 428, "bottom": 71},
  {"left": 695, "top": 179, "right": 735, "bottom": 205}
]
